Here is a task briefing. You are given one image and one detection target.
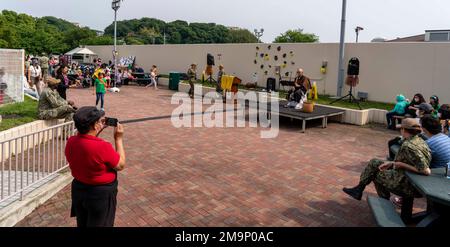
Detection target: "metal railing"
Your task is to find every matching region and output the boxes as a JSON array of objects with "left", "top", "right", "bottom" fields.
[{"left": 0, "top": 121, "right": 75, "bottom": 207}]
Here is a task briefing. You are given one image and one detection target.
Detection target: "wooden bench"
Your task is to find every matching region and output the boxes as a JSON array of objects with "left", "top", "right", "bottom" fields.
[{"left": 367, "top": 196, "right": 406, "bottom": 227}]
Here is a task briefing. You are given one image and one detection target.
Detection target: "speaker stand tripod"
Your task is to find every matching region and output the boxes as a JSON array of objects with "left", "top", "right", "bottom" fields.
[{"left": 330, "top": 85, "right": 362, "bottom": 110}]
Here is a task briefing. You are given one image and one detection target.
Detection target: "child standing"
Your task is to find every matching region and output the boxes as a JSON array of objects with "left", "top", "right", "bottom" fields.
[
  {"left": 93, "top": 72, "right": 107, "bottom": 111},
  {"left": 146, "top": 65, "right": 158, "bottom": 89}
]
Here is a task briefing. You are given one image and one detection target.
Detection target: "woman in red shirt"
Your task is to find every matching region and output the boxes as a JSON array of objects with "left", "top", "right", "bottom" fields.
[{"left": 66, "top": 106, "right": 126, "bottom": 227}]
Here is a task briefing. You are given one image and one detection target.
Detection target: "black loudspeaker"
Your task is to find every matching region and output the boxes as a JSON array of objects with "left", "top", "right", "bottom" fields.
[
  {"left": 207, "top": 53, "right": 215, "bottom": 66},
  {"left": 266, "top": 77, "right": 276, "bottom": 92},
  {"left": 347, "top": 57, "right": 360, "bottom": 76}
]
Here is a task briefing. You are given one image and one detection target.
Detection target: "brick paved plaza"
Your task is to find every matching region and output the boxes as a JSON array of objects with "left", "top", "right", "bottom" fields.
[{"left": 16, "top": 86, "right": 425, "bottom": 227}]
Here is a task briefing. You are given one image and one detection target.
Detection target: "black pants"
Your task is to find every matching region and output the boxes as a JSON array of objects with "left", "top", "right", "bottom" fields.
[
  {"left": 387, "top": 136, "right": 402, "bottom": 161},
  {"left": 71, "top": 179, "right": 118, "bottom": 227},
  {"left": 386, "top": 112, "right": 402, "bottom": 129}
]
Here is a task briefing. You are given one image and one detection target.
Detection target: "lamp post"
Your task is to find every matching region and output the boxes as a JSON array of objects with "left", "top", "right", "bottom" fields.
[
  {"left": 254, "top": 28, "right": 264, "bottom": 43},
  {"left": 355, "top": 26, "right": 364, "bottom": 43},
  {"left": 112, "top": 0, "right": 122, "bottom": 88},
  {"left": 336, "top": 0, "right": 347, "bottom": 97}
]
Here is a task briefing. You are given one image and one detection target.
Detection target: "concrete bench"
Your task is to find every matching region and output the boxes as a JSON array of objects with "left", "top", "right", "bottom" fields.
[{"left": 367, "top": 196, "right": 406, "bottom": 227}]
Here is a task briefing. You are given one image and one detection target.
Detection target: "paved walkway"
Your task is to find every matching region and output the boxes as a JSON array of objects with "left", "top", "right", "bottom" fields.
[{"left": 16, "top": 86, "right": 422, "bottom": 227}]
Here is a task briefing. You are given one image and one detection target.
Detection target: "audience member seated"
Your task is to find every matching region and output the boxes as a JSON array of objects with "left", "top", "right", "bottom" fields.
[
  {"left": 405, "top": 93, "right": 425, "bottom": 118},
  {"left": 38, "top": 77, "right": 77, "bottom": 122},
  {"left": 387, "top": 103, "right": 434, "bottom": 161},
  {"left": 386, "top": 94, "right": 408, "bottom": 130},
  {"left": 286, "top": 68, "right": 311, "bottom": 102},
  {"left": 390, "top": 116, "right": 450, "bottom": 207},
  {"left": 343, "top": 118, "right": 431, "bottom": 201},
  {"left": 420, "top": 116, "right": 450, "bottom": 169},
  {"left": 429, "top": 95, "right": 441, "bottom": 119}
]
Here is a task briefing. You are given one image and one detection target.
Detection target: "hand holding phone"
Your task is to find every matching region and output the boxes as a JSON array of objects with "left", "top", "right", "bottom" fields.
[{"left": 105, "top": 117, "right": 119, "bottom": 127}]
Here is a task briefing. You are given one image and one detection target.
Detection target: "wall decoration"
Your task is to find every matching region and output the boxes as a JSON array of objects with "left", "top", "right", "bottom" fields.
[
  {"left": 282, "top": 64, "right": 287, "bottom": 69},
  {"left": 277, "top": 46, "right": 281, "bottom": 51},
  {"left": 260, "top": 53, "right": 264, "bottom": 58},
  {"left": 285, "top": 72, "right": 290, "bottom": 77},
  {"left": 264, "top": 71, "right": 268, "bottom": 75},
  {"left": 268, "top": 65, "right": 272, "bottom": 68},
  {"left": 256, "top": 46, "right": 260, "bottom": 50},
  {"left": 290, "top": 51, "right": 294, "bottom": 57},
  {"left": 274, "top": 55, "right": 278, "bottom": 61},
  {"left": 283, "top": 61, "right": 287, "bottom": 65},
  {"left": 291, "top": 61, "right": 295, "bottom": 65},
  {"left": 260, "top": 64, "right": 264, "bottom": 69},
  {"left": 283, "top": 53, "right": 287, "bottom": 58},
  {"left": 256, "top": 52, "right": 258, "bottom": 57},
  {"left": 268, "top": 45, "right": 272, "bottom": 50},
  {"left": 254, "top": 59, "right": 257, "bottom": 64},
  {"left": 264, "top": 54, "right": 270, "bottom": 61}
]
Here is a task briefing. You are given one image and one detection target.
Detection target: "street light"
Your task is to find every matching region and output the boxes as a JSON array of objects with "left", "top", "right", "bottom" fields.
[
  {"left": 254, "top": 28, "right": 264, "bottom": 43},
  {"left": 355, "top": 26, "right": 364, "bottom": 43},
  {"left": 112, "top": 0, "right": 122, "bottom": 88}
]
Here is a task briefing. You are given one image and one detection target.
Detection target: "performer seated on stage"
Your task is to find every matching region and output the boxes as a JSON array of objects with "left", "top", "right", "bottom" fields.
[{"left": 286, "top": 68, "right": 311, "bottom": 102}]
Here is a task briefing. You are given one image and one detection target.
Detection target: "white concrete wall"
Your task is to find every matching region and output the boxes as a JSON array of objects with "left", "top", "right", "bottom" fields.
[{"left": 87, "top": 42, "right": 450, "bottom": 104}]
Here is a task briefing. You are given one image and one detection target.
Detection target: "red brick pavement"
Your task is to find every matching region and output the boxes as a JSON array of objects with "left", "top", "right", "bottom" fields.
[{"left": 16, "top": 86, "right": 425, "bottom": 227}]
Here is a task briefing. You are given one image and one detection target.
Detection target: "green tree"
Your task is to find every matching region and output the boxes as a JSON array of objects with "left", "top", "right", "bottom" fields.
[
  {"left": 274, "top": 29, "right": 319, "bottom": 43},
  {"left": 228, "top": 29, "right": 258, "bottom": 43}
]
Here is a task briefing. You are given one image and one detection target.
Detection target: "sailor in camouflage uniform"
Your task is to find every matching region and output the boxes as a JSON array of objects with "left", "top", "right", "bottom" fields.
[
  {"left": 343, "top": 118, "right": 432, "bottom": 200},
  {"left": 187, "top": 64, "right": 197, "bottom": 98},
  {"left": 38, "top": 77, "right": 76, "bottom": 122}
]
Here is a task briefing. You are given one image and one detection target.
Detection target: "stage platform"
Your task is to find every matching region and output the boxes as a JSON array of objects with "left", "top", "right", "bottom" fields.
[{"left": 246, "top": 100, "right": 346, "bottom": 133}]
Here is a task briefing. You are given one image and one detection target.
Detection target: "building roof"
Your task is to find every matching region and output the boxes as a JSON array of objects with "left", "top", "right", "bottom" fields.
[{"left": 386, "top": 34, "right": 425, "bottom": 42}]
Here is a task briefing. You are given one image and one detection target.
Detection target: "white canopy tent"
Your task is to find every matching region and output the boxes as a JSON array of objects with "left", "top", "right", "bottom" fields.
[{"left": 65, "top": 47, "right": 98, "bottom": 64}]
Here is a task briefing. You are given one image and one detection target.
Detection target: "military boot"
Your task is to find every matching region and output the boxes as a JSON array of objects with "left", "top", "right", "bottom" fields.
[{"left": 343, "top": 184, "right": 366, "bottom": 201}]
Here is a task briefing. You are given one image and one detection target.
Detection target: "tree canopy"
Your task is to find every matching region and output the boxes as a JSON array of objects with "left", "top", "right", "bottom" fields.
[
  {"left": 274, "top": 29, "right": 319, "bottom": 43},
  {"left": 104, "top": 18, "right": 258, "bottom": 44},
  {"left": 0, "top": 10, "right": 260, "bottom": 54}
]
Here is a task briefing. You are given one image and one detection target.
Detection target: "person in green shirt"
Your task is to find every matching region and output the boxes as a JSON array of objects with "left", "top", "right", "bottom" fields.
[
  {"left": 429, "top": 95, "right": 440, "bottom": 119},
  {"left": 93, "top": 72, "right": 107, "bottom": 110}
]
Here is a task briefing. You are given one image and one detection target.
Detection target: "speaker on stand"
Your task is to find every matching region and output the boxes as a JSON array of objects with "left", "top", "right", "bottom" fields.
[
  {"left": 206, "top": 53, "right": 216, "bottom": 84},
  {"left": 330, "top": 57, "right": 362, "bottom": 109}
]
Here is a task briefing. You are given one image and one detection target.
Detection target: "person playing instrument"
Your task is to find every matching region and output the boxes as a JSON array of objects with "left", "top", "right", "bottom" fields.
[{"left": 286, "top": 68, "right": 311, "bottom": 102}]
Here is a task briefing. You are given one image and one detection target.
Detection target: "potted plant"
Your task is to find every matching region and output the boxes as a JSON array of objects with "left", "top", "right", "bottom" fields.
[{"left": 302, "top": 100, "right": 315, "bottom": 113}]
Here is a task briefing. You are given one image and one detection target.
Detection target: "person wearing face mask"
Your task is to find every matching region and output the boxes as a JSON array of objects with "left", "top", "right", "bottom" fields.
[
  {"left": 28, "top": 59, "right": 43, "bottom": 97},
  {"left": 429, "top": 95, "right": 441, "bottom": 119},
  {"left": 66, "top": 106, "right": 126, "bottom": 227},
  {"left": 405, "top": 93, "right": 425, "bottom": 118}
]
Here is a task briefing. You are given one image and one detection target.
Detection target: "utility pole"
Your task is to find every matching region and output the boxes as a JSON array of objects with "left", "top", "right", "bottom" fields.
[
  {"left": 336, "top": 0, "right": 347, "bottom": 97},
  {"left": 111, "top": 0, "right": 122, "bottom": 88}
]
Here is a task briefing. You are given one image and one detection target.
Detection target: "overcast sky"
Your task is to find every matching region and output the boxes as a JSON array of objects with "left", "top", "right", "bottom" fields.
[{"left": 2, "top": 0, "right": 450, "bottom": 43}]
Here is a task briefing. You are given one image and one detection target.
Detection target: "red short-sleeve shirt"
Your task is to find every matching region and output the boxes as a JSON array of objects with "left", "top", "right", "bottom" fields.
[{"left": 65, "top": 134, "right": 120, "bottom": 185}]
